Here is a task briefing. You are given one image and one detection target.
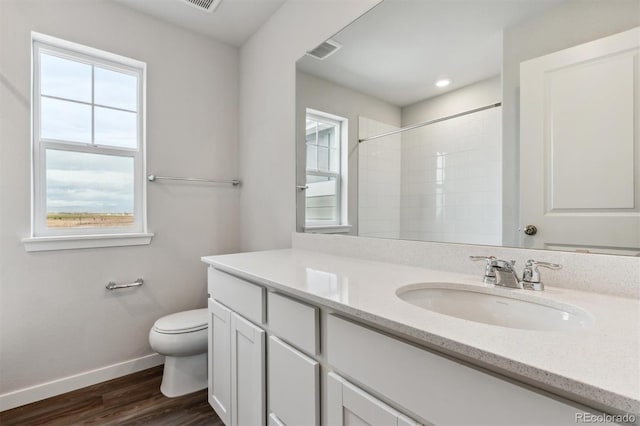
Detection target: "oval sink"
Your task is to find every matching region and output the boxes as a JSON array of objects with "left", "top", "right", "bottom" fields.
[{"left": 396, "top": 283, "right": 592, "bottom": 331}]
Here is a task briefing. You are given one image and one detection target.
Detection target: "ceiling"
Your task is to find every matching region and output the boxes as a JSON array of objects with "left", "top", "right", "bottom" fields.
[
  {"left": 113, "top": 0, "right": 286, "bottom": 47},
  {"left": 297, "top": 0, "right": 567, "bottom": 107}
]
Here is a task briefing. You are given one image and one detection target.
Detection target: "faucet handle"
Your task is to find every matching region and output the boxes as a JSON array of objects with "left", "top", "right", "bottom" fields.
[
  {"left": 470, "top": 256, "right": 497, "bottom": 285},
  {"left": 469, "top": 255, "right": 496, "bottom": 262},
  {"left": 522, "top": 259, "right": 562, "bottom": 291},
  {"left": 530, "top": 260, "right": 561, "bottom": 269}
]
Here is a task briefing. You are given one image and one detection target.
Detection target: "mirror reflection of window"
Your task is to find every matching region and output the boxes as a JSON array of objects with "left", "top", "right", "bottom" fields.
[{"left": 305, "top": 111, "right": 345, "bottom": 226}]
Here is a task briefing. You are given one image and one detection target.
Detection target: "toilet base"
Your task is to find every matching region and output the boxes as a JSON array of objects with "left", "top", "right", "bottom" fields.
[{"left": 160, "top": 353, "right": 208, "bottom": 397}]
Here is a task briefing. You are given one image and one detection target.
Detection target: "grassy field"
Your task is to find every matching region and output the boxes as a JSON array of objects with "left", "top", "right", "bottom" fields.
[{"left": 47, "top": 213, "right": 134, "bottom": 228}]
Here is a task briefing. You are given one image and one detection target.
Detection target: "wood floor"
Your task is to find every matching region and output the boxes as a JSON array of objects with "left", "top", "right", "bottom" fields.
[{"left": 0, "top": 366, "right": 222, "bottom": 426}]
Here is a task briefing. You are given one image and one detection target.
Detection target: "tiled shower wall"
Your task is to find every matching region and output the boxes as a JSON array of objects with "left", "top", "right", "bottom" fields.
[
  {"left": 358, "top": 117, "right": 401, "bottom": 239},
  {"left": 400, "top": 107, "right": 502, "bottom": 245},
  {"left": 358, "top": 107, "right": 502, "bottom": 245}
]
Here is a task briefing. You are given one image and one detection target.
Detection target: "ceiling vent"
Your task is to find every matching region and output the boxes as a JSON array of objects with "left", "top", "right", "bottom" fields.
[
  {"left": 180, "top": 0, "right": 222, "bottom": 13},
  {"left": 306, "top": 39, "right": 342, "bottom": 60}
]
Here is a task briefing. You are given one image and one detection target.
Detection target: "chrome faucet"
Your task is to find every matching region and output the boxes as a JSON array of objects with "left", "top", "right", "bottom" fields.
[
  {"left": 492, "top": 259, "right": 522, "bottom": 289},
  {"left": 470, "top": 256, "right": 561, "bottom": 291},
  {"left": 521, "top": 259, "right": 562, "bottom": 291}
]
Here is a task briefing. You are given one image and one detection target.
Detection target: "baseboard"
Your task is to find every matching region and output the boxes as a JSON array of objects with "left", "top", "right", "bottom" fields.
[{"left": 0, "top": 353, "right": 164, "bottom": 412}]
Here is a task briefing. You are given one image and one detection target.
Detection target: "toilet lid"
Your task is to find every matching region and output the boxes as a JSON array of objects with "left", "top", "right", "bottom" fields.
[{"left": 153, "top": 308, "right": 208, "bottom": 334}]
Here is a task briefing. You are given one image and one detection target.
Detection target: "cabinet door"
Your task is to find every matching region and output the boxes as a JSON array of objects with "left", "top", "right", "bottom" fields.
[
  {"left": 327, "top": 373, "right": 420, "bottom": 426},
  {"left": 209, "top": 299, "right": 232, "bottom": 425},
  {"left": 268, "top": 336, "right": 319, "bottom": 426},
  {"left": 231, "top": 312, "right": 266, "bottom": 426}
]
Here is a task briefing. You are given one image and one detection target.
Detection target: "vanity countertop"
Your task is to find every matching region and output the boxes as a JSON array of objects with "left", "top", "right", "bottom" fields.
[{"left": 201, "top": 248, "right": 640, "bottom": 415}]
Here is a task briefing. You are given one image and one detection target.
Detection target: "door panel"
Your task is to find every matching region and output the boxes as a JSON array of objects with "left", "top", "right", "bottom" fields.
[
  {"left": 208, "top": 299, "right": 231, "bottom": 425},
  {"left": 268, "top": 336, "right": 319, "bottom": 426},
  {"left": 520, "top": 27, "right": 640, "bottom": 254},
  {"left": 327, "top": 372, "right": 420, "bottom": 426},
  {"left": 231, "top": 312, "right": 266, "bottom": 426}
]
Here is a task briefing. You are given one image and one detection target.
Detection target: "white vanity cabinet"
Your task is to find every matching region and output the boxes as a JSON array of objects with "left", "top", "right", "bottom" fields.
[
  {"left": 328, "top": 373, "right": 421, "bottom": 426},
  {"left": 327, "top": 315, "right": 615, "bottom": 426},
  {"left": 266, "top": 293, "right": 320, "bottom": 426},
  {"left": 268, "top": 336, "right": 319, "bottom": 426},
  {"left": 207, "top": 297, "right": 266, "bottom": 426},
  {"left": 208, "top": 268, "right": 267, "bottom": 426},
  {"left": 207, "top": 267, "right": 320, "bottom": 426},
  {"left": 206, "top": 264, "right": 619, "bottom": 426},
  {"left": 230, "top": 313, "right": 266, "bottom": 426},
  {"left": 208, "top": 298, "right": 232, "bottom": 425}
]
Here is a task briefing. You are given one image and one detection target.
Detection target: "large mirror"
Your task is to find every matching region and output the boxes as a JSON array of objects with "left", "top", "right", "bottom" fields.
[{"left": 296, "top": 0, "right": 640, "bottom": 256}]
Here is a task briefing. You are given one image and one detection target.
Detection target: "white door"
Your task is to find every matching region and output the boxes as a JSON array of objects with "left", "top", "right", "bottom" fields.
[
  {"left": 231, "top": 312, "right": 266, "bottom": 426},
  {"left": 327, "top": 373, "right": 420, "bottom": 426},
  {"left": 268, "top": 336, "right": 319, "bottom": 426},
  {"left": 209, "top": 298, "right": 232, "bottom": 425},
  {"left": 519, "top": 27, "right": 640, "bottom": 255}
]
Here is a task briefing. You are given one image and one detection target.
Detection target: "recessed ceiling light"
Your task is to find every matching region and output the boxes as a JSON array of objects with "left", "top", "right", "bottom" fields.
[{"left": 435, "top": 79, "right": 451, "bottom": 88}]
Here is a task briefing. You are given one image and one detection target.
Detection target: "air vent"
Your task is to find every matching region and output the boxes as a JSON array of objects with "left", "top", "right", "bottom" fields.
[
  {"left": 180, "top": 0, "right": 222, "bottom": 13},
  {"left": 306, "top": 39, "right": 342, "bottom": 60}
]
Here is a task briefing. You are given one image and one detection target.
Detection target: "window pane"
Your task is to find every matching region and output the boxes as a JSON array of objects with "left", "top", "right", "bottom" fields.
[
  {"left": 95, "top": 107, "right": 137, "bottom": 149},
  {"left": 305, "top": 175, "right": 338, "bottom": 223},
  {"left": 306, "top": 144, "right": 317, "bottom": 169},
  {"left": 318, "top": 147, "right": 329, "bottom": 170},
  {"left": 329, "top": 127, "right": 339, "bottom": 149},
  {"left": 329, "top": 148, "right": 339, "bottom": 173},
  {"left": 317, "top": 123, "right": 334, "bottom": 147},
  {"left": 40, "top": 53, "right": 91, "bottom": 103},
  {"left": 306, "top": 119, "right": 317, "bottom": 144},
  {"left": 46, "top": 149, "right": 134, "bottom": 228},
  {"left": 41, "top": 97, "right": 91, "bottom": 143},
  {"left": 95, "top": 67, "right": 138, "bottom": 111}
]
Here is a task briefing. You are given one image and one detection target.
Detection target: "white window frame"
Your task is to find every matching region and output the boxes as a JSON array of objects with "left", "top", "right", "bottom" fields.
[
  {"left": 24, "top": 33, "right": 152, "bottom": 252},
  {"left": 304, "top": 109, "right": 349, "bottom": 229}
]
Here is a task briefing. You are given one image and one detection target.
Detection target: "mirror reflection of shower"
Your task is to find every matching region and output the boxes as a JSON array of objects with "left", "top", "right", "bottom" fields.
[{"left": 359, "top": 91, "right": 502, "bottom": 245}]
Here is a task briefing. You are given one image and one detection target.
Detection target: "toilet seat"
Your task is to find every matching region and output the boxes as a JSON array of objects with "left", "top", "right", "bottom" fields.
[{"left": 153, "top": 308, "right": 207, "bottom": 334}]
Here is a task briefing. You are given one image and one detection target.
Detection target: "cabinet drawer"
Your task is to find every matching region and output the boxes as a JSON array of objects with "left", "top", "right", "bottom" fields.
[
  {"left": 208, "top": 267, "right": 265, "bottom": 325},
  {"left": 327, "top": 315, "right": 604, "bottom": 426},
  {"left": 268, "top": 336, "right": 319, "bottom": 426},
  {"left": 268, "top": 292, "right": 319, "bottom": 355}
]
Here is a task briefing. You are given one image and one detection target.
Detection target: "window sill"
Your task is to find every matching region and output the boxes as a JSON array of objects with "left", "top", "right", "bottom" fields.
[
  {"left": 304, "top": 225, "right": 352, "bottom": 234},
  {"left": 22, "top": 233, "right": 154, "bottom": 252}
]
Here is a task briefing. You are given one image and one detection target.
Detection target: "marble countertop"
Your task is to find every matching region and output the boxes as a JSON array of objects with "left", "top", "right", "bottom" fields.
[{"left": 202, "top": 248, "right": 640, "bottom": 415}]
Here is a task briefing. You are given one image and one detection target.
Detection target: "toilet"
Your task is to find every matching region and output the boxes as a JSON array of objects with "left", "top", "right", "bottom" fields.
[{"left": 149, "top": 308, "right": 208, "bottom": 397}]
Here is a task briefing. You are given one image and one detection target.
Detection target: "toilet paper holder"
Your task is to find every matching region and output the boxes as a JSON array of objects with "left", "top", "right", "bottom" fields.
[{"left": 106, "top": 278, "right": 144, "bottom": 290}]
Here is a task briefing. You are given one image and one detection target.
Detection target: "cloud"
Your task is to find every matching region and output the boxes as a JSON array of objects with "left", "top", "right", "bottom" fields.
[{"left": 46, "top": 151, "right": 134, "bottom": 213}]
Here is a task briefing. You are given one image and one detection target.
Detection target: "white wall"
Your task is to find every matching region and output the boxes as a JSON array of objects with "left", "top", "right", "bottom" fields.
[
  {"left": 296, "top": 71, "right": 400, "bottom": 234},
  {"left": 239, "top": 0, "right": 382, "bottom": 251},
  {"left": 0, "top": 0, "right": 240, "bottom": 406},
  {"left": 501, "top": 0, "right": 640, "bottom": 246},
  {"left": 401, "top": 77, "right": 501, "bottom": 126}
]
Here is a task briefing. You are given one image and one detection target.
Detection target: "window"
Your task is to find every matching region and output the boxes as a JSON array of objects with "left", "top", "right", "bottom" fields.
[
  {"left": 25, "top": 33, "right": 151, "bottom": 251},
  {"left": 305, "top": 110, "right": 347, "bottom": 227}
]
